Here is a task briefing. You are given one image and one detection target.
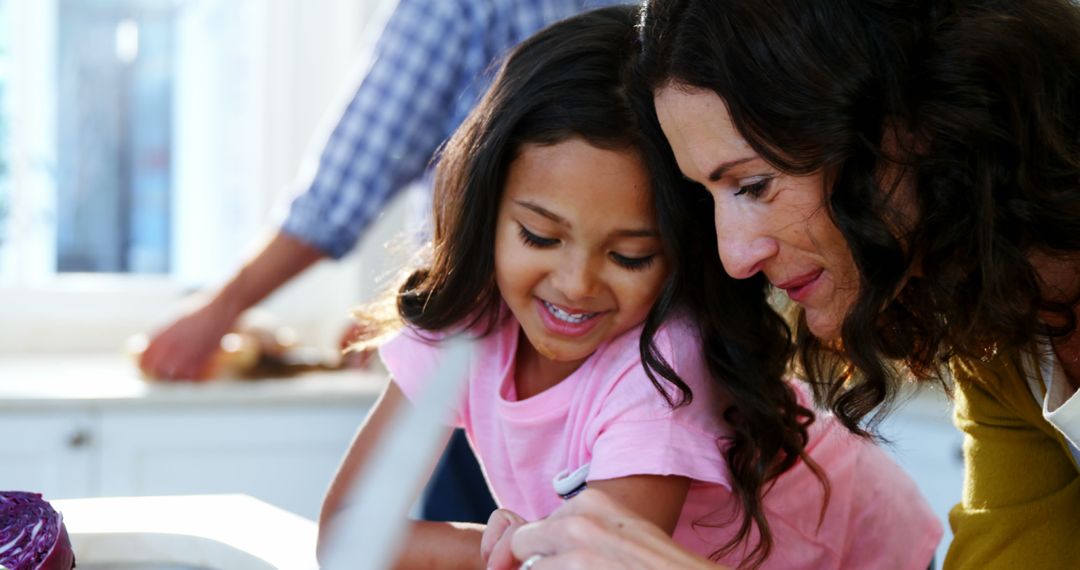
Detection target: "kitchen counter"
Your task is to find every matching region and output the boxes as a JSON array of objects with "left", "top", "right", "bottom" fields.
[
  {"left": 0, "top": 354, "right": 386, "bottom": 519},
  {"left": 0, "top": 353, "right": 386, "bottom": 409}
]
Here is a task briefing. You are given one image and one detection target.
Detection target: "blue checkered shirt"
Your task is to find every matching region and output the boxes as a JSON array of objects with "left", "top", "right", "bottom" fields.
[{"left": 282, "top": 0, "right": 628, "bottom": 258}]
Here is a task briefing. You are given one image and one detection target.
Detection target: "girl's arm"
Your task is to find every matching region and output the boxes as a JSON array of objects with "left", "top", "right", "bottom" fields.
[
  {"left": 483, "top": 475, "right": 692, "bottom": 570},
  {"left": 510, "top": 488, "right": 727, "bottom": 570},
  {"left": 318, "top": 380, "right": 484, "bottom": 569},
  {"left": 587, "top": 474, "right": 690, "bottom": 535},
  {"left": 318, "top": 380, "right": 410, "bottom": 540}
]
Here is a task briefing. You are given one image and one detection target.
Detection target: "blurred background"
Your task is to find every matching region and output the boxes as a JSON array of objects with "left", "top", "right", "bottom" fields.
[
  {"left": 0, "top": 0, "right": 413, "bottom": 353},
  {"left": 0, "top": 0, "right": 963, "bottom": 566},
  {"left": 0, "top": 0, "right": 408, "bottom": 554}
]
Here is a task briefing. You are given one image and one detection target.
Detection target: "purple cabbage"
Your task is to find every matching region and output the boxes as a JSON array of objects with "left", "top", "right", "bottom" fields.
[{"left": 0, "top": 492, "right": 75, "bottom": 570}]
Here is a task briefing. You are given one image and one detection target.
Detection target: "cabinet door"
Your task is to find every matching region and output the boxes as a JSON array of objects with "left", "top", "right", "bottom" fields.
[
  {"left": 98, "top": 404, "right": 370, "bottom": 520},
  {"left": 0, "top": 411, "right": 97, "bottom": 498}
]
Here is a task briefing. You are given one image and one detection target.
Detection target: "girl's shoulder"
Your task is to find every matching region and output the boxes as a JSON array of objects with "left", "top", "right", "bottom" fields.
[
  {"left": 650, "top": 310, "right": 708, "bottom": 370},
  {"left": 588, "top": 311, "right": 716, "bottom": 407},
  {"left": 654, "top": 309, "right": 702, "bottom": 343},
  {"left": 588, "top": 310, "right": 703, "bottom": 372},
  {"left": 379, "top": 312, "right": 518, "bottom": 403},
  {"left": 380, "top": 311, "right": 518, "bottom": 376}
]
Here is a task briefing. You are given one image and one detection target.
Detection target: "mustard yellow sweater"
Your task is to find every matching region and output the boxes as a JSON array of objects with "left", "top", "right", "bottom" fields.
[{"left": 946, "top": 351, "right": 1080, "bottom": 569}]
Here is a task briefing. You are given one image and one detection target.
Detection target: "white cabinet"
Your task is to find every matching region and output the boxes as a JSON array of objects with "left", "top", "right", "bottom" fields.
[
  {"left": 97, "top": 405, "right": 369, "bottom": 519},
  {"left": 0, "top": 355, "right": 381, "bottom": 521},
  {"left": 0, "top": 411, "right": 97, "bottom": 498}
]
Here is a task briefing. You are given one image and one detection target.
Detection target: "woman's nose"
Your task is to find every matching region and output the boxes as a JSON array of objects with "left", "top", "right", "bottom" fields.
[{"left": 714, "top": 208, "right": 778, "bottom": 280}]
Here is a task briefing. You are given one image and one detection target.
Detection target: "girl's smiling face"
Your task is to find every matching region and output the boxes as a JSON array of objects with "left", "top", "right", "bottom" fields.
[
  {"left": 654, "top": 84, "right": 859, "bottom": 340},
  {"left": 495, "top": 137, "right": 669, "bottom": 370}
]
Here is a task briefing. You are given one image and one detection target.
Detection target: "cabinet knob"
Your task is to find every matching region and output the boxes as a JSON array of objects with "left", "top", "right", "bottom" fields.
[{"left": 68, "top": 430, "right": 91, "bottom": 449}]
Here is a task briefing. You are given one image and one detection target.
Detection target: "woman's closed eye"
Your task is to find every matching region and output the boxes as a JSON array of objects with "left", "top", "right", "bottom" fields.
[
  {"left": 734, "top": 176, "right": 773, "bottom": 199},
  {"left": 518, "top": 224, "right": 559, "bottom": 248}
]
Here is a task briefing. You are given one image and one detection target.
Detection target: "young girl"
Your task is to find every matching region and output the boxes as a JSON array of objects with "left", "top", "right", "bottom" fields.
[{"left": 320, "top": 6, "right": 941, "bottom": 569}]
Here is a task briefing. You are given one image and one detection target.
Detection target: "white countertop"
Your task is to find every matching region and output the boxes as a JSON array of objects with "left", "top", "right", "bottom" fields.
[
  {"left": 56, "top": 494, "right": 318, "bottom": 570},
  {"left": 0, "top": 353, "right": 386, "bottom": 409}
]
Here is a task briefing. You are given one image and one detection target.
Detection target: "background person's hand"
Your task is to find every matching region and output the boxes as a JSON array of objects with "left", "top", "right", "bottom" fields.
[
  {"left": 140, "top": 231, "right": 327, "bottom": 380},
  {"left": 509, "top": 489, "right": 722, "bottom": 570},
  {"left": 138, "top": 299, "right": 237, "bottom": 381},
  {"left": 481, "top": 508, "right": 527, "bottom": 570}
]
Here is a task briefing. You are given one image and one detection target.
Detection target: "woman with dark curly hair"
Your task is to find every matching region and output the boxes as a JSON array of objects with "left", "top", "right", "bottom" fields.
[{"left": 506, "top": 1, "right": 1080, "bottom": 569}]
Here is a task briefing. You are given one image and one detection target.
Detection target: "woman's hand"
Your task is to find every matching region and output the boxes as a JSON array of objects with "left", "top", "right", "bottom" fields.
[
  {"left": 481, "top": 509, "right": 527, "bottom": 569},
  {"left": 508, "top": 489, "right": 723, "bottom": 570}
]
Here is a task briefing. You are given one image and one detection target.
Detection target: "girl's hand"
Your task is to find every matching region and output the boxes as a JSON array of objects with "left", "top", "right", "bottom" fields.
[
  {"left": 481, "top": 508, "right": 527, "bottom": 570},
  {"left": 509, "top": 489, "right": 723, "bottom": 570}
]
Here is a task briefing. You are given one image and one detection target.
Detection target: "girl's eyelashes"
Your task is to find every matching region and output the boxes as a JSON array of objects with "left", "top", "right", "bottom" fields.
[
  {"left": 611, "top": 252, "right": 657, "bottom": 271},
  {"left": 517, "top": 222, "right": 658, "bottom": 271},
  {"left": 734, "top": 176, "right": 773, "bottom": 198},
  {"left": 517, "top": 224, "right": 559, "bottom": 248}
]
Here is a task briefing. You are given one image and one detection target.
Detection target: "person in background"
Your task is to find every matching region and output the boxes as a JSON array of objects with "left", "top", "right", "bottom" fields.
[
  {"left": 319, "top": 7, "right": 938, "bottom": 568},
  {"left": 507, "top": 0, "right": 1080, "bottom": 568},
  {"left": 139, "top": 0, "right": 624, "bottom": 526}
]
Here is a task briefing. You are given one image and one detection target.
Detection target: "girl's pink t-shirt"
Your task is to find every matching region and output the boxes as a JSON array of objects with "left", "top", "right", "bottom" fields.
[{"left": 380, "top": 315, "right": 941, "bottom": 569}]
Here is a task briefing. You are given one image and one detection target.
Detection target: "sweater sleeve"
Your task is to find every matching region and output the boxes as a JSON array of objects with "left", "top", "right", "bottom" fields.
[{"left": 945, "top": 354, "right": 1080, "bottom": 569}]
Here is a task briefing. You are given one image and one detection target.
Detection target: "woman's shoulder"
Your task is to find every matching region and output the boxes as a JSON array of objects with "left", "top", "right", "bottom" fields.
[
  {"left": 950, "top": 348, "right": 1027, "bottom": 384},
  {"left": 949, "top": 348, "right": 1044, "bottom": 421},
  {"left": 947, "top": 348, "right": 1080, "bottom": 569}
]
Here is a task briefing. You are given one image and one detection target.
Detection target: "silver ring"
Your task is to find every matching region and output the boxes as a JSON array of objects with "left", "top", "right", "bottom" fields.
[{"left": 519, "top": 554, "right": 544, "bottom": 570}]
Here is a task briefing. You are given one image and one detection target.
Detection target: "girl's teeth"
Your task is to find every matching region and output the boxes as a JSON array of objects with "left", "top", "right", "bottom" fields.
[{"left": 544, "top": 301, "right": 597, "bottom": 324}]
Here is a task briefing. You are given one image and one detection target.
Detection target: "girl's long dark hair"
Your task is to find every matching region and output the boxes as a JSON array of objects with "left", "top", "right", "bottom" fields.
[
  {"left": 369, "top": 5, "right": 816, "bottom": 567},
  {"left": 640, "top": 0, "right": 1080, "bottom": 432}
]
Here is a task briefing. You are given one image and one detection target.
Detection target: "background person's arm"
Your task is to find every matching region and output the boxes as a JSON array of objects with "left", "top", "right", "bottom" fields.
[
  {"left": 139, "top": 231, "right": 324, "bottom": 380},
  {"left": 141, "top": 0, "right": 480, "bottom": 380}
]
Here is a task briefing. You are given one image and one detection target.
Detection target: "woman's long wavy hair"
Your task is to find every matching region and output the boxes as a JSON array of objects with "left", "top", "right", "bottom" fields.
[
  {"left": 640, "top": 0, "right": 1080, "bottom": 432},
  {"left": 359, "top": 5, "right": 815, "bottom": 568}
]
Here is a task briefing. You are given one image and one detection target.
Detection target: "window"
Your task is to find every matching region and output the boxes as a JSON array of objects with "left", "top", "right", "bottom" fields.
[
  {"left": 0, "top": 0, "right": 11, "bottom": 279},
  {"left": 0, "top": 0, "right": 268, "bottom": 284},
  {"left": 0, "top": 0, "right": 273, "bottom": 352},
  {"left": 0, "top": 0, "right": 381, "bottom": 352},
  {"left": 55, "top": 1, "right": 174, "bottom": 273}
]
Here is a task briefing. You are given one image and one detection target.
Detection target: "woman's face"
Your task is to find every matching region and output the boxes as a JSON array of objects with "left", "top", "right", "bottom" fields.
[{"left": 654, "top": 84, "right": 859, "bottom": 340}]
